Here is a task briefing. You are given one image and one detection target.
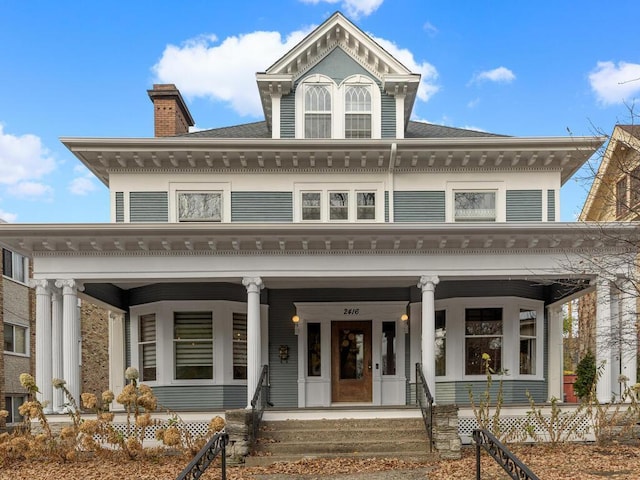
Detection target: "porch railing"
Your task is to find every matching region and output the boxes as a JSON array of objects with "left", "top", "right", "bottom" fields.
[
  {"left": 415, "top": 362, "right": 434, "bottom": 452},
  {"left": 250, "top": 364, "right": 271, "bottom": 448},
  {"left": 473, "top": 429, "right": 539, "bottom": 480},
  {"left": 175, "top": 431, "right": 229, "bottom": 480}
]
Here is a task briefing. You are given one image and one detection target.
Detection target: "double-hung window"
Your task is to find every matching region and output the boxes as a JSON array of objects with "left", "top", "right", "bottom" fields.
[
  {"left": 465, "top": 308, "right": 502, "bottom": 375},
  {"left": 4, "top": 395, "right": 27, "bottom": 424},
  {"left": 2, "top": 249, "right": 27, "bottom": 283},
  {"left": 301, "top": 192, "right": 321, "bottom": 221},
  {"left": 519, "top": 309, "right": 536, "bottom": 375},
  {"left": 454, "top": 192, "right": 496, "bottom": 221},
  {"left": 232, "top": 313, "right": 247, "bottom": 380},
  {"left": 356, "top": 192, "right": 376, "bottom": 220},
  {"left": 344, "top": 85, "right": 372, "bottom": 138},
  {"left": 4, "top": 323, "right": 27, "bottom": 355},
  {"left": 139, "top": 314, "right": 157, "bottom": 381},
  {"left": 329, "top": 192, "right": 349, "bottom": 220},
  {"left": 174, "top": 312, "right": 213, "bottom": 380},
  {"left": 616, "top": 176, "right": 628, "bottom": 218},
  {"left": 304, "top": 85, "right": 332, "bottom": 138}
]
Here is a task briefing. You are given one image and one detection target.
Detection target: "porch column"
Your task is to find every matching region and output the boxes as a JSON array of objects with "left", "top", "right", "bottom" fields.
[
  {"left": 547, "top": 305, "right": 564, "bottom": 402},
  {"left": 51, "top": 288, "right": 64, "bottom": 412},
  {"left": 108, "top": 311, "right": 126, "bottom": 411},
  {"left": 418, "top": 275, "right": 439, "bottom": 398},
  {"left": 620, "top": 279, "right": 638, "bottom": 386},
  {"left": 31, "top": 279, "right": 53, "bottom": 413},
  {"left": 56, "top": 279, "right": 83, "bottom": 408},
  {"left": 243, "top": 276, "right": 264, "bottom": 409},
  {"left": 596, "top": 276, "right": 613, "bottom": 403}
]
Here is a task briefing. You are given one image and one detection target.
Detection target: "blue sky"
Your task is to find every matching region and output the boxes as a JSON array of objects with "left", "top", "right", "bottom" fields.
[{"left": 1, "top": 0, "right": 639, "bottom": 223}]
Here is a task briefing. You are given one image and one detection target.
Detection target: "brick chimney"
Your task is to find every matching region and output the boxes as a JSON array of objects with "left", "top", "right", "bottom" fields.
[{"left": 147, "top": 84, "right": 195, "bottom": 137}]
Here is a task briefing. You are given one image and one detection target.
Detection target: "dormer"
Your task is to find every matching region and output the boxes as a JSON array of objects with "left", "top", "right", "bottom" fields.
[{"left": 256, "top": 12, "right": 420, "bottom": 140}]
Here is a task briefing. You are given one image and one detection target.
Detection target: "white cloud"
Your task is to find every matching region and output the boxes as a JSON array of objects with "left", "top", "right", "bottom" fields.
[
  {"left": 470, "top": 66, "right": 516, "bottom": 85},
  {"left": 153, "top": 26, "right": 439, "bottom": 117},
  {"left": 0, "top": 125, "right": 56, "bottom": 185},
  {"left": 423, "top": 21, "right": 438, "bottom": 37},
  {"left": 371, "top": 35, "right": 439, "bottom": 102},
  {"left": 8, "top": 181, "right": 53, "bottom": 200},
  {"left": 299, "top": 0, "right": 384, "bottom": 18},
  {"left": 0, "top": 208, "right": 17, "bottom": 223},
  {"left": 467, "top": 98, "right": 480, "bottom": 108},
  {"left": 152, "top": 29, "right": 312, "bottom": 117},
  {"left": 589, "top": 61, "right": 640, "bottom": 106},
  {"left": 69, "top": 165, "right": 97, "bottom": 195}
]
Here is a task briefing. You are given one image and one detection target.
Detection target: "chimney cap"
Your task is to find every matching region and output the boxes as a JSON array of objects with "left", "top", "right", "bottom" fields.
[{"left": 147, "top": 84, "right": 195, "bottom": 127}]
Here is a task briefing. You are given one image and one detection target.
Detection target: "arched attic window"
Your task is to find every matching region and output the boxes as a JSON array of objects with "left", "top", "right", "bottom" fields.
[
  {"left": 304, "top": 84, "right": 332, "bottom": 138},
  {"left": 344, "top": 85, "right": 372, "bottom": 139}
]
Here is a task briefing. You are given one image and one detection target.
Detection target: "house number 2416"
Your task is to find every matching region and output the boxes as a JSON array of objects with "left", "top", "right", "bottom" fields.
[{"left": 343, "top": 308, "right": 360, "bottom": 315}]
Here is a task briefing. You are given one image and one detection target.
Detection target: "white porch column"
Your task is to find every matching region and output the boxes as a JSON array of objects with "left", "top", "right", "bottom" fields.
[
  {"left": 108, "top": 311, "right": 126, "bottom": 411},
  {"left": 418, "top": 275, "right": 439, "bottom": 398},
  {"left": 620, "top": 279, "right": 638, "bottom": 386},
  {"left": 596, "top": 276, "right": 613, "bottom": 403},
  {"left": 243, "top": 276, "right": 264, "bottom": 408},
  {"left": 31, "top": 279, "right": 53, "bottom": 413},
  {"left": 51, "top": 288, "right": 64, "bottom": 412},
  {"left": 547, "top": 305, "right": 564, "bottom": 402},
  {"left": 56, "top": 279, "right": 83, "bottom": 407}
]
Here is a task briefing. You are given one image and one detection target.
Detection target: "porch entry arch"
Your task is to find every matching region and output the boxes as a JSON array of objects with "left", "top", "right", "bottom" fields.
[{"left": 294, "top": 301, "right": 408, "bottom": 407}]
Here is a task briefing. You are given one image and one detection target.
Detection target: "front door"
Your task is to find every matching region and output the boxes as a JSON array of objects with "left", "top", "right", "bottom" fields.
[{"left": 331, "top": 321, "right": 372, "bottom": 403}]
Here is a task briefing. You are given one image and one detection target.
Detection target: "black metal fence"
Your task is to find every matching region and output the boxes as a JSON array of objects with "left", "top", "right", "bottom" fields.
[
  {"left": 175, "top": 431, "right": 229, "bottom": 480},
  {"left": 415, "top": 362, "right": 434, "bottom": 452},
  {"left": 473, "top": 429, "right": 539, "bottom": 480},
  {"left": 251, "top": 364, "right": 270, "bottom": 448}
]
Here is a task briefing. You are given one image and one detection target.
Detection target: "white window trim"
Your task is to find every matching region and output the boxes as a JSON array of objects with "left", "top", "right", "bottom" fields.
[
  {"left": 295, "top": 74, "right": 381, "bottom": 139},
  {"left": 2, "top": 249, "right": 29, "bottom": 285},
  {"left": 3, "top": 322, "right": 29, "bottom": 357},
  {"left": 294, "top": 182, "right": 384, "bottom": 223},
  {"left": 446, "top": 181, "right": 505, "bottom": 222},
  {"left": 130, "top": 300, "right": 267, "bottom": 387},
  {"left": 433, "top": 297, "right": 544, "bottom": 382},
  {"left": 168, "top": 182, "right": 231, "bottom": 223}
]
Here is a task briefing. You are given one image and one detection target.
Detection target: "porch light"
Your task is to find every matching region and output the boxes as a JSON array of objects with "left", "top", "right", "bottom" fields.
[
  {"left": 292, "top": 315, "right": 300, "bottom": 335},
  {"left": 401, "top": 313, "right": 409, "bottom": 333}
]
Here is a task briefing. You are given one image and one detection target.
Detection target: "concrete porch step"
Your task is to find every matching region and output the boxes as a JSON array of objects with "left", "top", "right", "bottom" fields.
[{"left": 249, "top": 416, "right": 435, "bottom": 466}]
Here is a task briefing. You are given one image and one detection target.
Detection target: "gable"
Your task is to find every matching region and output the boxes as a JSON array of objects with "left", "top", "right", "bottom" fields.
[{"left": 304, "top": 46, "right": 373, "bottom": 84}]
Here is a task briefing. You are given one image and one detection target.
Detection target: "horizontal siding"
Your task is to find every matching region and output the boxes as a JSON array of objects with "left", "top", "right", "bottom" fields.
[
  {"left": 129, "top": 191, "right": 168, "bottom": 222},
  {"left": 152, "top": 385, "right": 246, "bottom": 410},
  {"left": 280, "top": 92, "right": 295, "bottom": 139},
  {"left": 394, "top": 191, "right": 446, "bottom": 222},
  {"left": 128, "top": 282, "right": 254, "bottom": 306},
  {"left": 456, "top": 380, "right": 547, "bottom": 405},
  {"left": 83, "top": 283, "right": 128, "bottom": 311},
  {"left": 384, "top": 191, "right": 389, "bottom": 222},
  {"left": 231, "top": 192, "right": 293, "bottom": 222},
  {"left": 115, "top": 192, "right": 124, "bottom": 222},
  {"left": 506, "top": 190, "right": 542, "bottom": 222},
  {"left": 547, "top": 189, "right": 556, "bottom": 221},
  {"left": 381, "top": 91, "right": 396, "bottom": 138}
]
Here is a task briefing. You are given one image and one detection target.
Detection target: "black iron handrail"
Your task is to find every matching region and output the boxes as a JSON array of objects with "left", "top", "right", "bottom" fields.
[
  {"left": 473, "top": 429, "right": 539, "bottom": 480},
  {"left": 415, "top": 362, "right": 434, "bottom": 452},
  {"left": 250, "top": 364, "right": 270, "bottom": 448},
  {"left": 175, "top": 431, "right": 229, "bottom": 480}
]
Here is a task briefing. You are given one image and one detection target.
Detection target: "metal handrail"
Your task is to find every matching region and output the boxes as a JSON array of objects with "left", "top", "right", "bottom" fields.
[
  {"left": 175, "top": 431, "right": 229, "bottom": 480},
  {"left": 415, "top": 363, "right": 434, "bottom": 452},
  {"left": 250, "top": 364, "right": 270, "bottom": 448},
  {"left": 473, "top": 429, "right": 539, "bottom": 480}
]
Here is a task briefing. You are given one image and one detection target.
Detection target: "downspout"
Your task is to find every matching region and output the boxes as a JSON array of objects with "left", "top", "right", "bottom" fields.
[{"left": 388, "top": 142, "right": 397, "bottom": 223}]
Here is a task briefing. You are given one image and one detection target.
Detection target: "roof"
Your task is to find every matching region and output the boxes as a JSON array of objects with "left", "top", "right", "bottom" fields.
[
  {"left": 183, "top": 120, "right": 506, "bottom": 139},
  {"left": 580, "top": 124, "right": 640, "bottom": 221}
]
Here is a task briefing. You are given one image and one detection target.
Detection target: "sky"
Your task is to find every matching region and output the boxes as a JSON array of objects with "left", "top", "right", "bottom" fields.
[{"left": 1, "top": 0, "right": 639, "bottom": 224}]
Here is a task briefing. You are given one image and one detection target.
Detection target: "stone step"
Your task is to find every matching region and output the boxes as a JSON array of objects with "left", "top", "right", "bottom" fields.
[
  {"left": 250, "top": 416, "right": 434, "bottom": 466},
  {"left": 245, "top": 451, "right": 437, "bottom": 467}
]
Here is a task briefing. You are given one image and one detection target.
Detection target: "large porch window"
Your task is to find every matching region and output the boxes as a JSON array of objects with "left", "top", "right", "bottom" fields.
[
  {"left": 139, "top": 314, "right": 156, "bottom": 381},
  {"left": 232, "top": 313, "right": 247, "bottom": 380},
  {"left": 174, "top": 312, "right": 213, "bottom": 380},
  {"left": 465, "top": 307, "right": 502, "bottom": 375},
  {"left": 381, "top": 321, "right": 396, "bottom": 375},
  {"left": 435, "top": 310, "right": 446, "bottom": 376},
  {"left": 519, "top": 309, "right": 536, "bottom": 375}
]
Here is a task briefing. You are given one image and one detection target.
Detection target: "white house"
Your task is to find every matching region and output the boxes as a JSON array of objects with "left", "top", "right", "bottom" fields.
[{"left": 0, "top": 12, "right": 636, "bottom": 417}]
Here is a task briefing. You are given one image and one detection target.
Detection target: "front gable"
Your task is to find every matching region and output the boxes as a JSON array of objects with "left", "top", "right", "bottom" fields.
[{"left": 256, "top": 12, "right": 419, "bottom": 138}]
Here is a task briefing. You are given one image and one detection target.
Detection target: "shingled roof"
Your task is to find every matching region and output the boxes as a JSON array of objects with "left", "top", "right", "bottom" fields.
[{"left": 182, "top": 120, "right": 506, "bottom": 139}]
